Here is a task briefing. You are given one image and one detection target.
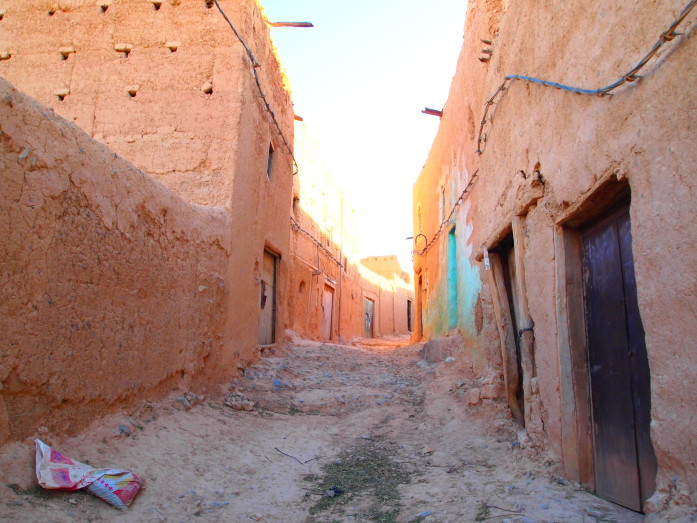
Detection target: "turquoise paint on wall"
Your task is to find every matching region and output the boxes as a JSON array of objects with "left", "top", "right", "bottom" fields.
[
  {"left": 419, "top": 162, "right": 483, "bottom": 341},
  {"left": 456, "top": 201, "right": 481, "bottom": 336},
  {"left": 448, "top": 229, "right": 458, "bottom": 329}
]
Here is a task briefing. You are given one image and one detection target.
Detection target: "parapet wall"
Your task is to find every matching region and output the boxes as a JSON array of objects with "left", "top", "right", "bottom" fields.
[{"left": 0, "top": 79, "right": 231, "bottom": 443}]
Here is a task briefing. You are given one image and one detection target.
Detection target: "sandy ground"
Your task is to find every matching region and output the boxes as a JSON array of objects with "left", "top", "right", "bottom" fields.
[{"left": 0, "top": 336, "right": 648, "bottom": 522}]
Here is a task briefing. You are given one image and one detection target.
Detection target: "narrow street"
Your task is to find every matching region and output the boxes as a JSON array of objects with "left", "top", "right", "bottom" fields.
[{"left": 0, "top": 337, "right": 643, "bottom": 522}]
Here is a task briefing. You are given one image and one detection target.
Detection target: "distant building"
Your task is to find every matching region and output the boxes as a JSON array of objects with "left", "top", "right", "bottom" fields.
[
  {"left": 413, "top": 0, "right": 697, "bottom": 516},
  {"left": 286, "top": 122, "right": 414, "bottom": 342}
]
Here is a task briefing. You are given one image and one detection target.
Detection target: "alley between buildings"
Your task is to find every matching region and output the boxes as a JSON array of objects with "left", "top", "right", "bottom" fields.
[{"left": 0, "top": 336, "right": 643, "bottom": 522}]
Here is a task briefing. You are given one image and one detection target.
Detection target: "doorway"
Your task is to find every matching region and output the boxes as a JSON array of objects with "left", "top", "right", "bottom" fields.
[
  {"left": 259, "top": 250, "right": 278, "bottom": 346},
  {"left": 407, "top": 299, "right": 413, "bottom": 332},
  {"left": 492, "top": 234, "right": 525, "bottom": 426},
  {"left": 321, "top": 284, "right": 334, "bottom": 340},
  {"left": 582, "top": 204, "right": 657, "bottom": 511},
  {"left": 363, "top": 297, "right": 375, "bottom": 338},
  {"left": 415, "top": 274, "right": 424, "bottom": 340}
]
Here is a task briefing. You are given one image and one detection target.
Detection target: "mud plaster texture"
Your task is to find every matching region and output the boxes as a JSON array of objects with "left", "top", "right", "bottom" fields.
[
  {"left": 413, "top": 0, "right": 697, "bottom": 516},
  {"left": 0, "top": 0, "right": 296, "bottom": 445},
  {"left": 0, "top": 78, "right": 230, "bottom": 443},
  {"left": 0, "top": 336, "right": 653, "bottom": 522},
  {"left": 0, "top": 0, "right": 293, "bottom": 210}
]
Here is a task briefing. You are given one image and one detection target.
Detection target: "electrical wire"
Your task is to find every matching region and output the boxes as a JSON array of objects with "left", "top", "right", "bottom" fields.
[
  {"left": 212, "top": 0, "right": 299, "bottom": 175},
  {"left": 290, "top": 216, "right": 343, "bottom": 267},
  {"left": 477, "top": 0, "right": 696, "bottom": 154},
  {"left": 412, "top": 170, "right": 479, "bottom": 257}
]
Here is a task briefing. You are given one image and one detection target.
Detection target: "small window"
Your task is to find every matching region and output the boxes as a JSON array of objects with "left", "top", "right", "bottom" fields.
[
  {"left": 266, "top": 142, "right": 274, "bottom": 179},
  {"left": 440, "top": 186, "right": 446, "bottom": 222},
  {"left": 292, "top": 196, "right": 300, "bottom": 217}
]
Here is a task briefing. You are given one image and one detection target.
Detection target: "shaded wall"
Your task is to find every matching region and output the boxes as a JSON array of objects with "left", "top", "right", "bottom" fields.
[
  {"left": 413, "top": 0, "right": 697, "bottom": 513},
  {"left": 0, "top": 79, "right": 229, "bottom": 442},
  {"left": 0, "top": 0, "right": 295, "bottom": 443}
]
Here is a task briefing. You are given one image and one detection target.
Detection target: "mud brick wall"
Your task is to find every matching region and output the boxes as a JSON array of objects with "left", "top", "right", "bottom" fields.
[{"left": 0, "top": 78, "right": 231, "bottom": 443}]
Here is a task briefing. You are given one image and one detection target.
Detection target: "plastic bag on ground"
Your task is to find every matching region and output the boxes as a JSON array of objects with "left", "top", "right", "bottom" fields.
[{"left": 35, "top": 439, "right": 143, "bottom": 511}]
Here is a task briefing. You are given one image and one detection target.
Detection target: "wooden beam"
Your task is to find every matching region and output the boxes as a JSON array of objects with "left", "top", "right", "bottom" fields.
[
  {"left": 268, "top": 21, "right": 314, "bottom": 28},
  {"left": 422, "top": 108, "right": 443, "bottom": 117}
]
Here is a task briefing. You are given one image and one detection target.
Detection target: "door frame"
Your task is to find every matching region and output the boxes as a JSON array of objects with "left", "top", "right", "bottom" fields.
[
  {"left": 259, "top": 248, "right": 279, "bottom": 347},
  {"left": 485, "top": 216, "right": 534, "bottom": 427},
  {"left": 321, "top": 283, "right": 335, "bottom": 341},
  {"left": 555, "top": 176, "right": 656, "bottom": 511},
  {"left": 415, "top": 270, "right": 424, "bottom": 340}
]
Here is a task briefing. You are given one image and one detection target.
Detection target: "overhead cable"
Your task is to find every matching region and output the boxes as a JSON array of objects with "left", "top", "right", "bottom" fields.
[
  {"left": 212, "top": 0, "right": 299, "bottom": 175},
  {"left": 412, "top": 170, "right": 479, "bottom": 257},
  {"left": 477, "top": 0, "right": 696, "bottom": 154}
]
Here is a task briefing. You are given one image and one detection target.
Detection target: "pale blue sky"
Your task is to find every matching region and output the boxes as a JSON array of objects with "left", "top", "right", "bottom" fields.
[{"left": 262, "top": 0, "right": 467, "bottom": 272}]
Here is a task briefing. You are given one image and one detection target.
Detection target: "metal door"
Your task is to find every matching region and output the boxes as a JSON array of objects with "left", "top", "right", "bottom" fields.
[
  {"left": 363, "top": 298, "right": 375, "bottom": 338},
  {"left": 259, "top": 250, "right": 277, "bottom": 345},
  {"left": 321, "top": 285, "right": 334, "bottom": 340},
  {"left": 582, "top": 206, "right": 656, "bottom": 511}
]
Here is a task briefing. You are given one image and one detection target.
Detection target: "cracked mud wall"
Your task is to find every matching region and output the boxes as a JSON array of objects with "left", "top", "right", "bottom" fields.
[
  {"left": 0, "top": 79, "right": 231, "bottom": 444},
  {"left": 414, "top": 0, "right": 697, "bottom": 511}
]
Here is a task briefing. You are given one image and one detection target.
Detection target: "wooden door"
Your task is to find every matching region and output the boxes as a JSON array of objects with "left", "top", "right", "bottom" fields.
[
  {"left": 321, "top": 285, "right": 334, "bottom": 340},
  {"left": 582, "top": 206, "right": 656, "bottom": 511},
  {"left": 363, "top": 298, "right": 375, "bottom": 338},
  {"left": 259, "top": 250, "right": 277, "bottom": 345},
  {"left": 494, "top": 235, "right": 525, "bottom": 425}
]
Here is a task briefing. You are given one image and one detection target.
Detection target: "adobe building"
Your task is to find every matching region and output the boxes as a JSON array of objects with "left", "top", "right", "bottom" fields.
[
  {"left": 1, "top": 0, "right": 294, "bottom": 443},
  {"left": 413, "top": 0, "right": 696, "bottom": 516},
  {"left": 286, "top": 121, "right": 414, "bottom": 342}
]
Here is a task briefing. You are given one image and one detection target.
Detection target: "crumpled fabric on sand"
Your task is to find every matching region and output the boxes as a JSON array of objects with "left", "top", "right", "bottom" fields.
[{"left": 35, "top": 439, "right": 143, "bottom": 511}]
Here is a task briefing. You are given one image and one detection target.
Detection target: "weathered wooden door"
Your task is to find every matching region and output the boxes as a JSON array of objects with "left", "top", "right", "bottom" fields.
[
  {"left": 363, "top": 298, "right": 375, "bottom": 338},
  {"left": 321, "top": 285, "right": 334, "bottom": 340},
  {"left": 582, "top": 206, "right": 656, "bottom": 511},
  {"left": 259, "top": 250, "right": 277, "bottom": 345},
  {"left": 492, "top": 234, "right": 525, "bottom": 426}
]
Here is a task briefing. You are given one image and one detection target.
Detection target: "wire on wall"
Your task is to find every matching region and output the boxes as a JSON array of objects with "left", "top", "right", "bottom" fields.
[
  {"left": 290, "top": 216, "right": 343, "bottom": 268},
  {"left": 213, "top": 0, "right": 300, "bottom": 175},
  {"left": 476, "top": 0, "right": 696, "bottom": 154},
  {"left": 412, "top": 169, "right": 479, "bottom": 257}
]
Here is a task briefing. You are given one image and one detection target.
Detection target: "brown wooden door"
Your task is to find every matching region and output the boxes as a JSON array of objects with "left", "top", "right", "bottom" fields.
[
  {"left": 259, "top": 250, "right": 277, "bottom": 345},
  {"left": 582, "top": 206, "right": 656, "bottom": 512},
  {"left": 321, "top": 285, "right": 334, "bottom": 340}
]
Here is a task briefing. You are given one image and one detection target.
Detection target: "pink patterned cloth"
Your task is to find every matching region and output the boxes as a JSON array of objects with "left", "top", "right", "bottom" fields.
[{"left": 35, "top": 439, "right": 143, "bottom": 510}]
